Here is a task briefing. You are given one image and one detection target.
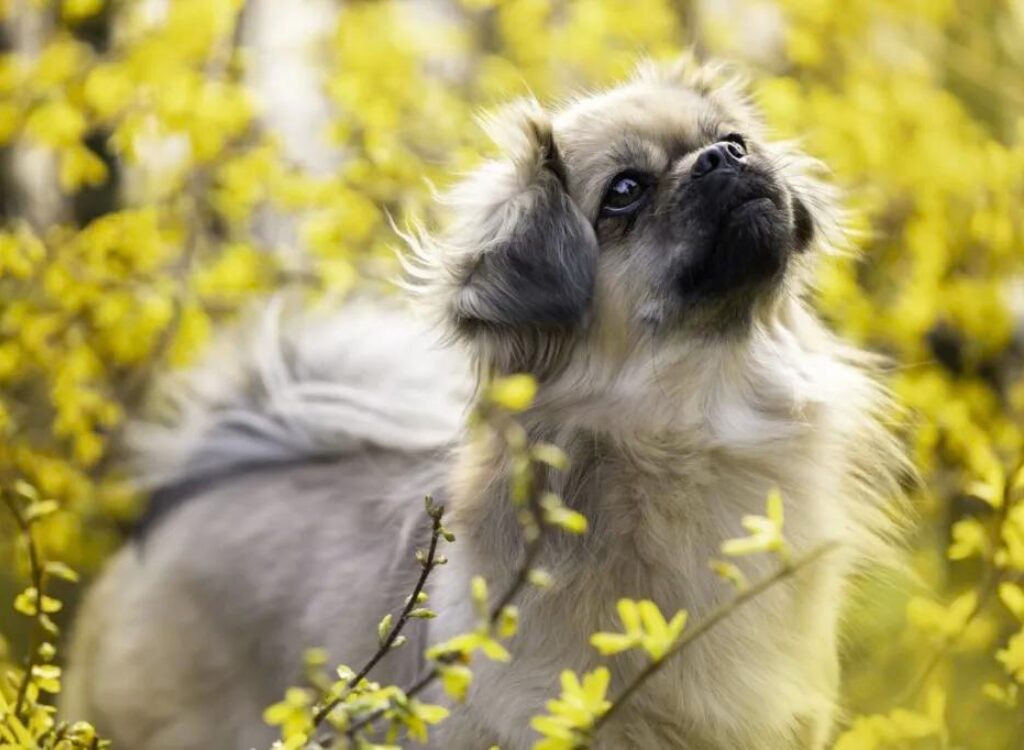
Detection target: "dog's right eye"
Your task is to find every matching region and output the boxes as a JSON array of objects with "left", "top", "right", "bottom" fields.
[{"left": 600, "top": 171, "right": 652, "bottom": 217}]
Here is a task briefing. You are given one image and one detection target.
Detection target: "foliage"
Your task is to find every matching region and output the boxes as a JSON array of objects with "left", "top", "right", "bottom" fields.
[{"left": 0, "top": 0, "right": 1021, "bottom": 748}]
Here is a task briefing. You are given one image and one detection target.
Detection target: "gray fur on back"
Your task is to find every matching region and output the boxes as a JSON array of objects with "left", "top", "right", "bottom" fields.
[
  {"left": 61, "top": 299, "right": 474, "bottom": 748},
  {"left": 128, "top": 296, "right": 472, "bottom": 490}
]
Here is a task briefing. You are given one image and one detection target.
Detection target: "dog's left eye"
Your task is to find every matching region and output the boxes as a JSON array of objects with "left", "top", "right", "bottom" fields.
[
  {"left": 721, "top": 132, "right": 748, "bottom": 153},
  {"left": 600, "top": 171, "right": 652, "bottom": 217}
]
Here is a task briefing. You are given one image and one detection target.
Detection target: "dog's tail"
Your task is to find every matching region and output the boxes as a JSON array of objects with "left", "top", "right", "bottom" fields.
[{"left": 127, "top": 296, "right": 472, "bottom": 535}]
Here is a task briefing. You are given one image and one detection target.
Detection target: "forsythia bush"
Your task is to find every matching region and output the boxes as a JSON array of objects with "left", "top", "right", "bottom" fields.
[{"left": 0, "top": 0, "right": 1020, "bottom": 747}]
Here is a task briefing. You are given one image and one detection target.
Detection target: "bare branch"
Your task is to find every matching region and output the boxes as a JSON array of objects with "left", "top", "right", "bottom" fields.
[{"left": 311, "top": 497, "right": 448, "bottom": 741}]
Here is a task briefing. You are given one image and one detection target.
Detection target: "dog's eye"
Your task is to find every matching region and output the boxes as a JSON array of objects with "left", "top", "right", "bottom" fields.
[
  {"left": 600, "top": 171, "right": 652, "bottom": 217},
  {"left": 721, "top": 132, "right": 748, "bottom": 154}
]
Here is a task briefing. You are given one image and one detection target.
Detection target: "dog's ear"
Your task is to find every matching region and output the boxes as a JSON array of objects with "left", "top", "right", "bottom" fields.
[
  {"left": 421, "top": 101, "right": 597, "bottom": 334},
  {"left": 404, "top": 100, "right": 598, "bottom": 373},
  {"left": 452, "top": 115, "right": 596, "bottom": 329}
]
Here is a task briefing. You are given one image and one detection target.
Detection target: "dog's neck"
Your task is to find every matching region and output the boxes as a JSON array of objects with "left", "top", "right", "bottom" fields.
[
  {"left": 447, "top": 308, "right": 859, "bottom": 600},
  {"left": 516, "top": 304, "right": 834, "bottom": 445}
]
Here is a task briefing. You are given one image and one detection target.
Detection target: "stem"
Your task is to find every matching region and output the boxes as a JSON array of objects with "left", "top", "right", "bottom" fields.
[
  {"left": 332, "top": 531, "right": 548, "bottom": 746},
  {"left": 337, "top": 529, "right": 548, "bottom": 744},
  {"left": 593, "top": 542, "right": 839, "bottom": 733},
  {"left": 331, "top": 418, "right": 553, "bottom": 747},
  {"left": 311, "top": 504, "right": 445, "bottom": 733},
  {"left": 489, "top": 531, "right": 544, "bottom": 627},
  {"left": 488, "top": 413, "right": 550, "bottom": 626},
  {"left": 3, "top": 490, "right": 47, "bottom": 721}
]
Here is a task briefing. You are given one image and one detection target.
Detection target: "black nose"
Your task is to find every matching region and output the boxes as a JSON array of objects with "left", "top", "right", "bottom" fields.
[{"left": 691, "top": 142, "right": 747, "bottom": 178}]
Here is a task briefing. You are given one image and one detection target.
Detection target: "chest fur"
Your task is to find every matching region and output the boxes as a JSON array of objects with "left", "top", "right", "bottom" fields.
[{"left": 439, "top": 420, "right": 848, "bottom": 748}]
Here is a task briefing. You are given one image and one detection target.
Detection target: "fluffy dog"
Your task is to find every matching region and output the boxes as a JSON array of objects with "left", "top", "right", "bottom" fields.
[{"left": 63, "top": 59, "right": 905, "bottom": 750}]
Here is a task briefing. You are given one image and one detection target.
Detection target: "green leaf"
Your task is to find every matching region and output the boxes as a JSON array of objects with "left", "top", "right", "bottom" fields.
[
  {"left": 378, "top": 613, "right": 393, "bottom": 644},
  {"left": 24, "top": 499, "right": 59, "bottom": 523},
  {"left": 44, "top": 560, "right": 80, "bottom": 582}
]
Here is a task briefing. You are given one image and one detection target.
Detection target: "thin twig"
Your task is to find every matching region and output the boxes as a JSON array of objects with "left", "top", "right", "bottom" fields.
[
  {"left": 488, "top": 536, "right": 544, "bottom": 627},
  {"left": 333, "top": 418, "right": 553, "bottom": 746},
  {"left": 2, "top": 490, "right": 46, "bottom": 721},
  {"left": 487, "top": 412, "right": 550, "bottom": 626},
  {"left": 593, "top": 542, "right": 840, "bottom": 733},
  {"left": 311, "top": 500, "right": 447, "bottom": 737},
  {"left": 338, "top": 525, "right": 549, "bottom": 744}
]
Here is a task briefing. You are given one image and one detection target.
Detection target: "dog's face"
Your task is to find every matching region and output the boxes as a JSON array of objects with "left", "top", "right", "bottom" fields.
[{"left": 411, "top": 60, "right": 833, "bottom": 376}]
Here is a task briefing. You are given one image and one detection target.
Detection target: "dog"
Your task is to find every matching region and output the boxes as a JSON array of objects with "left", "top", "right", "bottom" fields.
[{"left": 63, "top": 58, "right": 906, "bottom": 749}]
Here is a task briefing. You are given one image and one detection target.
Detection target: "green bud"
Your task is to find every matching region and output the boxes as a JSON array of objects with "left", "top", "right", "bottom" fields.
[{"left": 378, "top": 614, "right": 393, "bottom": 644}]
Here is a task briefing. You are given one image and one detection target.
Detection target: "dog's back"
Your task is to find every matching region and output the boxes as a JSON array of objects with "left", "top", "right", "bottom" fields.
[{"left": 62, "top": 300, "right": 470, "bottom": 749}]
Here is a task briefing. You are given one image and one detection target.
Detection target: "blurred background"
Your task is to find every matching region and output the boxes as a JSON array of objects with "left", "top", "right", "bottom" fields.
[{"left": 0, "top": 0, "right": 1022, "bottom": 747}]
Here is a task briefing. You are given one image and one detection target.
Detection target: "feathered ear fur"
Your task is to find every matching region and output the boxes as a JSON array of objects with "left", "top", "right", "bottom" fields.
[{"left": 404, "top": 99, "right": 598, "bottom": 375}]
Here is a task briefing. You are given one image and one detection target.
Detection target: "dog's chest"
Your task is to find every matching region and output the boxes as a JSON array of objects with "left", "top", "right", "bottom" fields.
[
  {"left": 530, "top": 458, "right": 833, "bottom": 742},
  {"left": 554, "top": 425, "right": 830, "bottom": 577},
  {"left": 441, "top": 416, "right": 845, "bottom": 748}
]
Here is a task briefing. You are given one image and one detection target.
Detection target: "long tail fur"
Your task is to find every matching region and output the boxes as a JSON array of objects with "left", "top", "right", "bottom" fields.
[{"left": 127, "top": 295, "right": 471, "bottom": 507}]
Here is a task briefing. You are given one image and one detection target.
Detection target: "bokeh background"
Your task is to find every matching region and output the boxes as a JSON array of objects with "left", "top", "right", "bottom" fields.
[{"left": 0, "top": 0, "right": 1022, "bottom": 747}]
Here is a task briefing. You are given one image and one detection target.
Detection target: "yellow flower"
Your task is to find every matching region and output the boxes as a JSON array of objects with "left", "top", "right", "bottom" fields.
[
  {"left": 833, "top": 688, "right": 947, "bottom": 749},
  {"left": 530, "top": 668, "right": 611, "bottom": 750},
  {"left": 59, "top": 143, "right": 108, "bottom": 191},
  {"left": 439, "top": 664, "right": 473, "bottom": 702},
  {"left": 488, "top": 374, "right": 538, "bottom": 412},
  {"left": 427, "top": 629, "right": 511, "bottom": 664},
  {"left": 983, "top": 681, "right": 1019, "bottom": 709},
  {"left": 590, "top": 598, "right": 687, "bottom": 661},
  {"left": 905, "top": 591, "right": 978, "bottom": 645},
  {"left": 999, "top": 583, "right": 1024, "bottom": 621},
  {"left": 997, "top": 629, "right": 1024, "bottom": 683},
  {"left": 720, "top": 488, "right": 790, "bottom": 562},
  {"left": 948, "top": 517, "right": 990, "bottom": 561},
  {"left": 262, "top": 687, "right": 314, "bottom": 742},
  {"left": 404, "top": 700, "right": 450, "bottom": 743},
  {"left": 24, "top": 98, "right": 87, "bottom": 147}
]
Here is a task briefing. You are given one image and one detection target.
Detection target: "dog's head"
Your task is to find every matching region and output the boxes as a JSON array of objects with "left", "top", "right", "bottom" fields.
[{"left": 408, "top": 58, "right": 837, "bottom": 377}]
